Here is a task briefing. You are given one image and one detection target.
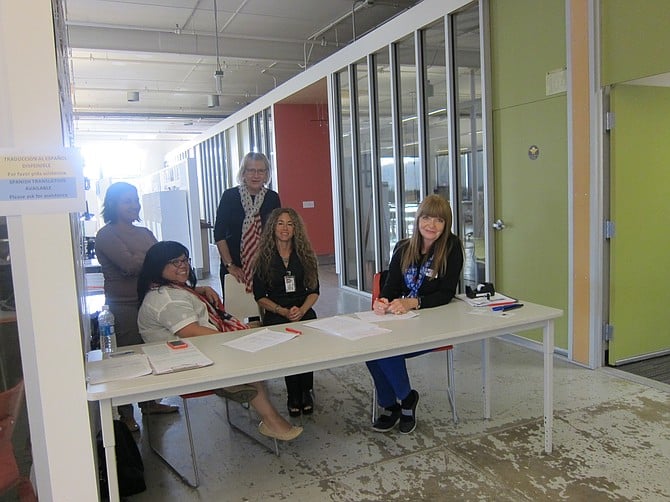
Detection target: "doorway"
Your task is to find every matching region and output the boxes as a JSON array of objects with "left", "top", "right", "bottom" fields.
[{"left": 606, "top": 82, "right": 670, "bottom": 367}]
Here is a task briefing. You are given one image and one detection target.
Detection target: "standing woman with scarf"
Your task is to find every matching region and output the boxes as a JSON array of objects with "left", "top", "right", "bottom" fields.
[
  {"left": 214, "top": 152, "right": 281, "bottom": 302},
  {"left": 367, "top": 194, "right": 463, "bottom": 435}
]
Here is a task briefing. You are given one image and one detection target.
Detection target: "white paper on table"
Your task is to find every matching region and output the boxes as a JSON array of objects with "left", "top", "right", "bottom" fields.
[
  {"left": 86, "top": 354, "right": 152, "bottom": 385},
  {"left": 223, "top": 328, "right": 297, "bottom": 352},
  {"left": 355, "top": 310, "right": 418, "bottom": 323},
  {"left": 142, "top": 341, "right": 213, "bottom": 375},
  {"left": 304, "top": 316, "right": 391, "bottom": 340}
]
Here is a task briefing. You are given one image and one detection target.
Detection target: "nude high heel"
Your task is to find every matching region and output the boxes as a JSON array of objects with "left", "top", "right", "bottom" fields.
[{"left": 258, "top": 421, "right": 303, "bottom": 441}]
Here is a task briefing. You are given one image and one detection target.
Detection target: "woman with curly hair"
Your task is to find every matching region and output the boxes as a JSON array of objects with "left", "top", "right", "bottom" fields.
[{"left": 253, "top": 208, "right": 319, "bottom": 417}]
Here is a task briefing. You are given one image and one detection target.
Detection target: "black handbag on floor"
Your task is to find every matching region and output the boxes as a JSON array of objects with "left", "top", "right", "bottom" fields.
[{"left": 97, "top": 419, "right": 146, "bottom": 499}]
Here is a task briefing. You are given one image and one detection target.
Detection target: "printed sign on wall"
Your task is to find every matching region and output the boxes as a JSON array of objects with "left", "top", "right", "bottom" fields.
[{"left": 0, "top": 148, "right": 85, "bottom": 215}]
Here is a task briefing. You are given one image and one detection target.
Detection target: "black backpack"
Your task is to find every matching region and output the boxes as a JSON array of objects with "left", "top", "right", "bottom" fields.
[{"left": 97, "top": 420, "right": 146, "bottom": 499}]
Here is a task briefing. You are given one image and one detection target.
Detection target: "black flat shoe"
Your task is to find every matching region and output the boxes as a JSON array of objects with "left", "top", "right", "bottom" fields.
[
  {"left": 287, "top": 396, "right": 302, "bottom": 417},
  {"left": 301, "top": 389, "right": 314, "bottom": 415},
  {"left": 372, "top": 404, "right": 401, "bottom": 432}
]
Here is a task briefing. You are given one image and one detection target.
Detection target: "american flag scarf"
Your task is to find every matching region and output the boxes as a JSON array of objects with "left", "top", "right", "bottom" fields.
[{"left": 239, "top": 183, "right": 267, "bottom": 293}]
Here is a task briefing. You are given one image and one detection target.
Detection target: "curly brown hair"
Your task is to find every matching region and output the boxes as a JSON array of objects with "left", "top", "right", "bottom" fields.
[{"left": 254, "top": 208, "right": 319, "bottom": 289}]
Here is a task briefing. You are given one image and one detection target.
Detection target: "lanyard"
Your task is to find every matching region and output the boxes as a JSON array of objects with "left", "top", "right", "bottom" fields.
[{"left": 403, "top": 254, "right": 434, "bottom": 298}]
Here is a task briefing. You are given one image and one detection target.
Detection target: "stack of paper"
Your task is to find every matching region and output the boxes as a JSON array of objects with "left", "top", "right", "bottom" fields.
[
  {"left": 305, "top": 316, "right": 391, "bottom": 340},
  {"left": 456, "top": 292, "right": 517, "bottom": 307},
  {"left": 142, "top": 341, "right": 213, "bottom": 375},
  {"left": 86, "top": 354, "right": 152, "bottom": 385}
]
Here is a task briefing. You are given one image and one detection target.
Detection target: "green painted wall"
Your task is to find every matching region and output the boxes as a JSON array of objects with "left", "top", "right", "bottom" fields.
[
  {"left": 609, "top": 84, "right": 670, "bottom": 363},
  {"left": 490, "top": 0, "right": 568, "bottom": 348},
  {"left": 602, "top": 0, "right": 670, "bottom": 85},
  {"left": 490, "top": 0, "right": 566, "bottom": 109}
]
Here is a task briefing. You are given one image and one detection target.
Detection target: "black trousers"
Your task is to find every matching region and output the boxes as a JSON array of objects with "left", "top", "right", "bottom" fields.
[{"left": 263, "top": 307, "right": 316, "bottom": 399}]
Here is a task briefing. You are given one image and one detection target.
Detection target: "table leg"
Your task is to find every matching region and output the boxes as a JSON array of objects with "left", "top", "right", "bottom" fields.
[
  {"left": 543, "top": 320, "right": 554, "bottom": 454},
  {"left": 100, "top": 399, "right": 120, "bottom": 501},
  {"left": 482, "top": 338, "right": 491, "bottom": 419}
]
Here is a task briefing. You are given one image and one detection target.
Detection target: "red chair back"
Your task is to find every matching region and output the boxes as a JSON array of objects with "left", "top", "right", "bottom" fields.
[
  {"left": 371, "top": 271, "right": 388, "bottom": 308},
  {"left": 0, "top": 380, "right": 36, "bottom": 501}
]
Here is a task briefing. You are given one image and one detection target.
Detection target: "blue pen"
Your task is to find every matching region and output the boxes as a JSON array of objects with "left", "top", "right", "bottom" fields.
[{"left": 492, "top": 303, "right": 524, "bottom": 312}]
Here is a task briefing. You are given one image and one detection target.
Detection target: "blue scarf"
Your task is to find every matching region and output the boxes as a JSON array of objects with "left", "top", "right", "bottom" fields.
[{"left": 403, "top": 254, "right": 434, "bottom": 298}]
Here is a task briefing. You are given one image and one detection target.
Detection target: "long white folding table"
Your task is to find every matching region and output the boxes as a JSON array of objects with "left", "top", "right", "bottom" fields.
[{"left": 88, "top": 300, "right": 562, "bottom": 501}]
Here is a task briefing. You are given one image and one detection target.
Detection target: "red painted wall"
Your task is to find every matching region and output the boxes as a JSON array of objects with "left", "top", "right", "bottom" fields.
[{"left": 274, "top": 103, "right": 334, "bottom": 256}]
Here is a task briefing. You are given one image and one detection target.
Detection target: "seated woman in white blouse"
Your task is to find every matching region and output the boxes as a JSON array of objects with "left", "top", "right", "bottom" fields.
[{"left": 137, "top": 240, "right": 302, "bottom": 442}]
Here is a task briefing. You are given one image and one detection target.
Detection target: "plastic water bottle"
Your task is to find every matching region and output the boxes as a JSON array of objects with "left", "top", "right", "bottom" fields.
[{"left": 98, "top": 305, "right": 117, "bottom": 357}]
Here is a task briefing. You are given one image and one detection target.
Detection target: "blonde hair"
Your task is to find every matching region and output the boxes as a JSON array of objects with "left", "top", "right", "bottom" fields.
[
  {"left": 400, "top": 194, "right": 456, "bottom": 277},
  {"left": 236, "top": 152, "right": 271, "bottom": 185}
]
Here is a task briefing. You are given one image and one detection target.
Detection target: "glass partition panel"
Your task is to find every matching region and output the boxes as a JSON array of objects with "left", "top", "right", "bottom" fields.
[
  {"left": 452, "top": 3, "right": 483, "bottom": 287},
  {"left": 0, "top": 217, "right": 32, "bottom": 487},
  {"left": 356, "top": 60, "right": 375, "bottom": 292},
  {"left": 423, "top": 19, "right": 450, "bottom": 201},
  {"left": 267, "top": 107, "right": 277, "bottom": 189},
  {"left": 337, "top": 69, "right": 359, "bottom": 288},
  {"left": 396, "top": 34, "right": 419, "bottom": 239},
  {"left": 374, "top": 48, "right": 395, "bottom": 266}
]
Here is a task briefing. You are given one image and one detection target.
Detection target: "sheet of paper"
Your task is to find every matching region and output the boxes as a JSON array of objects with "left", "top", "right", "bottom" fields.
[
  {"left": 86, "top": 354, "right": 152, "bottom": 385},
  {"left": 223, "top": 328, "right": 296, "bottom": 352},
  {"left": 354, "top": 310, "right": 418, "bottom": 323},
  {"left": 456, "top": 293, "right": 517, "bottom": 307},
  {"left": 142, "top": 341, "right": 213, "bottom": 375},
  {"left": 304, "top": 316, "right": 391, "bottom": 340}
]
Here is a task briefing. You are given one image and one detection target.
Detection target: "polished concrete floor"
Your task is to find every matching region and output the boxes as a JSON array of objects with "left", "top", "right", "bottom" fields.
[{"left": 116, "top": 264, "right": 670, "bottom": 501}]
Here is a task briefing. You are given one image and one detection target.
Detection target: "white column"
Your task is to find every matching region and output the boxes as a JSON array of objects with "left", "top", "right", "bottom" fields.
[{"left": 1, "top": 0, "right": 99, "bottom": 499}]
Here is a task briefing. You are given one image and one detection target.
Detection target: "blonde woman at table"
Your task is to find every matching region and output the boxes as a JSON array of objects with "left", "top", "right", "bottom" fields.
[
  {"left": 137, "top": 241, "right": 302, "bottom": 441},
  {"left": 95, "top": 182, "right": 178, "bottom": 431},
  {"left": 368, "top": 194, "right": 463, "bottom": 434},
  {"left": 253, "top": 208, "right": 319, "bottom": 417}
]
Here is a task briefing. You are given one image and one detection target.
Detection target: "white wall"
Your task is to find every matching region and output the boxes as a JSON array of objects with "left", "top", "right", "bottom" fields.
[{"left": 0, "top": 0, "right": 99, "bottom": 499}]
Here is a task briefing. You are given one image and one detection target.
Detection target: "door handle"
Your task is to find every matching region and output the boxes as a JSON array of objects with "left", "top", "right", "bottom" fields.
[{"left": 492, "top": 219, "right": 505, "bottom": 231}]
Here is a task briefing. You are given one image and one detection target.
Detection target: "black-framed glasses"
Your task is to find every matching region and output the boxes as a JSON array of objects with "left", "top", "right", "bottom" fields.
[
  {"left": 245, "top": 168, "right": 268, "bottom": 176},
  {"left": 168, "top": 257, "right": 191, "bottom": 268}
]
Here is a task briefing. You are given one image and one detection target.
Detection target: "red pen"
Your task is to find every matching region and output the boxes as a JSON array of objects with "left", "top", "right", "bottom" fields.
[{"left": 285, "top": 327, "right": 302, "bottom": 335}]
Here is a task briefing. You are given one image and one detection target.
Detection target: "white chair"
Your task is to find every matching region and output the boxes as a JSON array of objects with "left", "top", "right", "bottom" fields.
[{"left": 224, "top": 274, "right": 262, "bottom": 324}]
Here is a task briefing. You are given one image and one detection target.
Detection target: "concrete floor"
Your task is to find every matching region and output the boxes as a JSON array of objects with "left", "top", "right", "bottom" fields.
[{"left": 116, "top": 263, "right": 670, "bottom": 501}]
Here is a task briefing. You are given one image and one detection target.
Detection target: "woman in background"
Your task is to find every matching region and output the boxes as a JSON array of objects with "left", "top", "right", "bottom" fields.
[
  {"left": 95, "top": 182, "right": 177, "bottom": 431},
  {"left": 368, "top": 194, "right": 463, "bottom": 435},
  {"left": 214, "top": 152, "right": 281, "bottom": 301},
  {"left": 137, "top": 241, "right": 302, "bottom": 441},
  {"left": 253, "top": 208, "right": 319, "bottom": 417}
]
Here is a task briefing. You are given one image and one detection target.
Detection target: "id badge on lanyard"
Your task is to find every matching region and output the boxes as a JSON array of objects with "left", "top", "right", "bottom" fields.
[{"left": 284, "top": 271, "right": 296, "bottom": 293}]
